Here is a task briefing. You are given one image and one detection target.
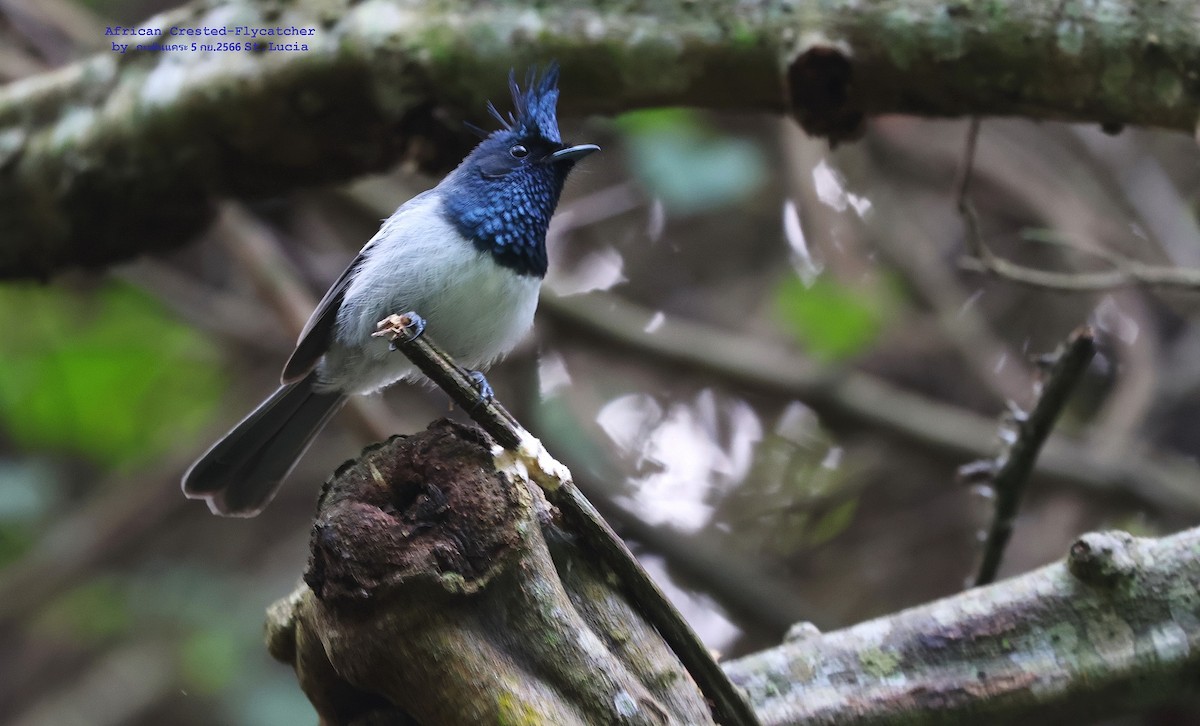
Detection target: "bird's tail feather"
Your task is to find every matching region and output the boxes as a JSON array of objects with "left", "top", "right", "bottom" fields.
[{"left": 182, "top": 371, "right": 346, "bottom": 517}]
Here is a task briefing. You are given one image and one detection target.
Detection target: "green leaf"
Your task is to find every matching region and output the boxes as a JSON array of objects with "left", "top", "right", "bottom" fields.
[
  {"left": 0, "top": 281, "right": 225, "bottom": 468},
  {"left": 775, "top": 275, "right": 896, "bottom": 362},
  {"left": 180, "top": 627, "right": 245, "bottom": 693},
  {"left": 617, "top": 108, "right": 766, "bottom": 214},
  {"left": 612, "top": 107, "right": 700, "bottom": 135},
  {"left": 0, "top": 523, "right": 35, "bottom": 569},
  {"left": 808, "top": 498, "right": 858, "bottom": 545}
]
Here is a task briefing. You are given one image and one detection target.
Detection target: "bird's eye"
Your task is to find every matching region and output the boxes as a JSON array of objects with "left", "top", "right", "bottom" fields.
[{"left": 509, "top": 144, "right": 529, "bottom": 159}]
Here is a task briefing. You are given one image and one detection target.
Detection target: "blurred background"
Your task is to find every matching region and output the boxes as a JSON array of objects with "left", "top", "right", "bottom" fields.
[{"left": 4, "top": 1, "right": 1200, "bottom": 724}]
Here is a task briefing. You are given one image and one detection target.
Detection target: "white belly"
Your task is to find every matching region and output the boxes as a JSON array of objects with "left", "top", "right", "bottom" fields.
[{"left": 316, "top": 195, "right": 541, "bottom": 395}]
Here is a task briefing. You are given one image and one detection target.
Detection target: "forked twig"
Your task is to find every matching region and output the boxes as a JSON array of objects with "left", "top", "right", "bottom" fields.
[{"left": 968, "top": 326, "right": 1097, "bottom": 586}]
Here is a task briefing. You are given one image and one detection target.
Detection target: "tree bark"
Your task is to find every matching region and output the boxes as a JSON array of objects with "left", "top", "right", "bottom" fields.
[
  {"left": 725, "top": 525, "right": 1200, "bottom": 725},
  {"left": 3, "top": 0, "right": 1199, "bottom": 278},
  {"left": 266, "top": 419, "right": 715, "bottom": 725}
]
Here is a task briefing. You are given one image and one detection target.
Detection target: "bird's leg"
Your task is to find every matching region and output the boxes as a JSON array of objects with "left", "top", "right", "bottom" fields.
[
  {"left": 466, "top": 370, "right": 495, "bottom": 402},
  {"left": 374, "top": 312, "right": 492, "bottom": 404},
  {"left": 373, "top": 312, "right": 426, "bottom": 351}
]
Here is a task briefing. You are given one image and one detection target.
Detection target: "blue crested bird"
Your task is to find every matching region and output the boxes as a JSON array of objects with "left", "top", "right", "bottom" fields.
[{"left": 183, "top": 65, "right": 598, "bottom": 516}]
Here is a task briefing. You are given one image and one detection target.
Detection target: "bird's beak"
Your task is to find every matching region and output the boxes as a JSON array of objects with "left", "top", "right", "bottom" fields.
[{"left": 548, "top": 144, "right": 600, "bottom": 163}]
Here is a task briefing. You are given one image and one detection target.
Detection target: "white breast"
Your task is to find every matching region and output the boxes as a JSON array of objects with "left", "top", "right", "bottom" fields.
[{"left": 318, "top": 192, "right": 541, "bottom": 395}]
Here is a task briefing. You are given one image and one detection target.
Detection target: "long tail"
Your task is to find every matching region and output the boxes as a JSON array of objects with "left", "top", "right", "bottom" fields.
[{"left": 182, "top": 371, "right": 346, "bottom": 517}]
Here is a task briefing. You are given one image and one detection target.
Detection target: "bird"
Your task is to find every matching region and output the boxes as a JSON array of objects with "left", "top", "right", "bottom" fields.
[{"left": 183, "top": 65, "right": 598, "bottom": 517}]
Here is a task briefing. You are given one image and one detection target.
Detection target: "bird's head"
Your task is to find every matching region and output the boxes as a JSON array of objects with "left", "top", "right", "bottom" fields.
[{"left": 442, "top": 64, "right": 599, "bottom": 277}]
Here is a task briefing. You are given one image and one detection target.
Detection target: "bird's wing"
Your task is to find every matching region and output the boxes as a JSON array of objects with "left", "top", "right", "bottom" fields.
[
  {"left": 281, "top": 251, "right": 364, "bottom": 384},
  {"left": 280, "top": 189, "right": 436, "bottom": 384}
]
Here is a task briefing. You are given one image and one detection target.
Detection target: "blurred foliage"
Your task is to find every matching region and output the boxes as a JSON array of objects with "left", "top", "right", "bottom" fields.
[
  {"left": 0, "top": 460, "right": 60, "bottom": 519},
  {"left": 181, "top": 627, "right": 243, "bottom": 693},
  {"left": 0, "top": 522, "right": 34, "bottom": 569},
  {"left": 24, "top": 560, "right": 315, "bottom": 722},
  {"left": 727, "top": 405, "right": 865, "bottom": 555},
  {"left": 34, "top": 578, "right": 133, "bottom": 642},
  {"left": 140, "top": 567, "right": 312, "bottom": 723},
  {"left": 774, "top": 274, "right": 899, "bottom": 363},
  {"left": 616, "top": 108, "right": 767, "bottom": 214},
  {"left": 806, "top": 498, "right": 859, "bottom": 546},
  {"left": 0, "top": 280, "right": 225, "bottom": 468},
  {"left": 0, "top": 460, "right": 61, "bottom": 566}
]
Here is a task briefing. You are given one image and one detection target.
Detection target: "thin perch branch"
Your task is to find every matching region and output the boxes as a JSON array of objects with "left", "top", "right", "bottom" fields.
[
  {"left": 372, "top": 314, "right": 760, "bottom": 726},
  {"left": 971, "top": 327, "right": 1097, "bottom": 586}
]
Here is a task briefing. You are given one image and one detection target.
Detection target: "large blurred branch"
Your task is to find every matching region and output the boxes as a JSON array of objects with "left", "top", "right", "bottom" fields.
[
  {"left": 3, "top": 0, "right": 1200, "bottom": 278},
  {"left": 725, "top": 526, "right": 1200, "bottom": 725}
]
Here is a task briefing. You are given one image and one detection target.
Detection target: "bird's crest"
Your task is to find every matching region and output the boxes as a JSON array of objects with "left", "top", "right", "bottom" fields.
[{"left": 483, "top": 64, "right": 562, "bottom": 143}]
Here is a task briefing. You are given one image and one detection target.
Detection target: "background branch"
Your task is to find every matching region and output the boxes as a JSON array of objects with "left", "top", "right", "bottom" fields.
[
  {"left": 4, "top": 0, "right": 1200, "bottom": 277},
  {"left": 957, "top": 120, "right": 1200, "bottom": 292},
  {"left": 725, "top": 526, "right": 1200, "bottom": 726},
  {"left": 960, "top": 253, "right": 1200, "bottom": 292}
]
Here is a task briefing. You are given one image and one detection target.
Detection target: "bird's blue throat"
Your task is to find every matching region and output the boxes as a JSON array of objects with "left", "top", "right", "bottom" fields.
[{"left": 441, "top": 166, "right": 567, "bottom": 278}]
